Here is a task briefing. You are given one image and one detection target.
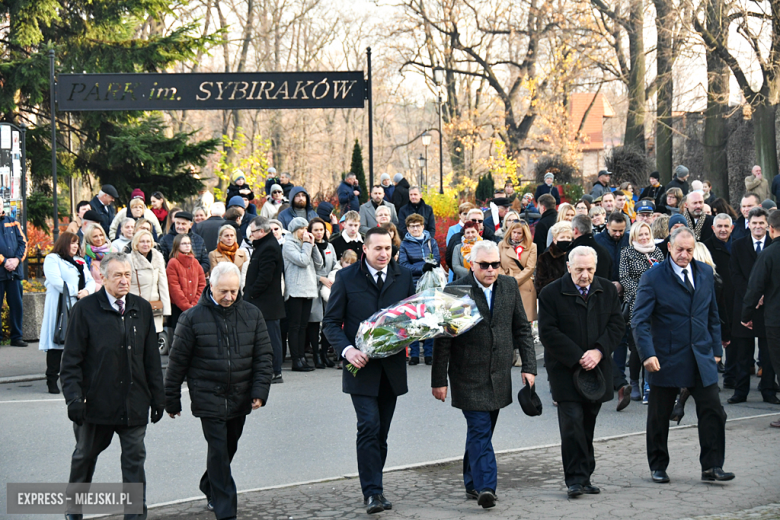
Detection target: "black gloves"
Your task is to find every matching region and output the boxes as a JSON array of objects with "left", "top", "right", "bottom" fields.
[
  {"left": 68, "top": 399, "right": 86, "bottom": 426},
  {"left": 150, "top": 404, "right": 165, "bottom": 424},
  {"left": 165, "top": 400, "right": 182, "bottom": 416},
  {"left": 422, "top": 263, "right": 436, "bottom": 273}
]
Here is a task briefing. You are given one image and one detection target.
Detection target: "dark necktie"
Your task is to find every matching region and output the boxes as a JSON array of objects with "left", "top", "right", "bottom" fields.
[
  {"left": 682, "top": 269, "right": 694, "bottom": 293},
  {"left": 756, "top": 241, "right": 763, "bottom": 254},
  {"left": 116, "top": 299, "right": 124, "bottom": 315},
  {"left": 579, "top": 286, "right": 588, "bottom": 299},
  {"left": 376, "top": 271, "right": 384, "bottom": 292}
]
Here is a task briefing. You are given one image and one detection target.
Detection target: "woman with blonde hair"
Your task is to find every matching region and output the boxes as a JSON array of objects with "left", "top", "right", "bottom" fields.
[
  {"left": 547, "top": 202, "right": 576, "bottom": 247},
  {"left": 208, "top": 225, "right": 250, "bottom": 288},
  {"left": 129, "top": 229, "right": 170, "bottom": 333},
  {"left": 82, "top": 224, "right": 111, "bottom": 290},
  {"left": 499, "top": 220, "right": 537, "bottom": 321},
  {"left": 494, "top": 210, "right": 522, "bottom": 241},
  {"left": 108, "top": 196, "right": 162, "bottom": 240}
]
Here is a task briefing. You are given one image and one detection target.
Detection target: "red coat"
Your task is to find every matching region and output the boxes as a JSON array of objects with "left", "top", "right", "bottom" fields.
[{"left": 166, "top": 253, "right": 206, "bottom": 311}]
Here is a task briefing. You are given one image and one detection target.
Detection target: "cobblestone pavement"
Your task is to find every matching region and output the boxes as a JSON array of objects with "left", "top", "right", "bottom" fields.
[{"left": 109, "top": 414, "right": 780, "bottom": 520}]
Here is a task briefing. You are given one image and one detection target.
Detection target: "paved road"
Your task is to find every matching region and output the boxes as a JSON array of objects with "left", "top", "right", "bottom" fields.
[{"left": 2, "top": 348, "right": 780, "bottom": 519}]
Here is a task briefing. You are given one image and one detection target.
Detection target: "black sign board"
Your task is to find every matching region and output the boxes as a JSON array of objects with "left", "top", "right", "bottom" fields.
[{"left": 57, "top": 72, "right": 366, "bottom": 111}]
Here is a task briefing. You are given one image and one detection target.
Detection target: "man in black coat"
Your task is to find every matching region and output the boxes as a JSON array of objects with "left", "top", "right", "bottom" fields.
[
  {"left": 704, "top": 214, "right": 736, "bottom": 383},
  {"left": 431, "top": 241, "right": 537, "bottom": 508},
  {"left": 60, "top": 253, "right": 165, "bottom": 520},
  {"left": 568, "top": 215, "right": 612, "bottom": 280},
  {"left": 538, "top": 245, "right": 625, "bottom": 498},
  {"left": 88, "top": 184, "right": 118, "bottom": 237},
  {"left": 733, "top": 193, "right": 761, "bottom": 242},
  {"left": 244, "top": 216, "right": 286, "bottom": 382},
  {"left": 682, "top": 191, "right": 715, "bottom": 243},
  {"left": 741, "top": 209, "right": 780, "bottom": 427},
  {"left": 396, "top": 186, "right": 435, "bottom": 237},
  {"left": 159, "top": 211, "right": 210, "bottom": 274},
  {"left": 639, "top": 171, "right": 665, "bottom": 208},
  {"left": 728, "top": 207, "right": 778, "bottom": 404},
  {"left": 533, "top": 194, "right": 558, "bottom": 252},
  {"left": 323, "top": 227, "right": 416, "bottom": 514},
  {"left": 666, "top": 165, "right": 690, "bottom": 196},
  {"left": 165, "top": 262, "right": 273, "bottom": 520},
  {"left": 391, "top": 174, "right": 411, "bottom": 212},
  {"left": 193, "top": 202, "right": 227, "bottom": 253}
]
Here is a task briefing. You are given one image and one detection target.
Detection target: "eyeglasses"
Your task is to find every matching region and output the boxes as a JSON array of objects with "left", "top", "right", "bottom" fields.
[
  {"left": 476, "top": 261, "right": 500, "bottom": 270},
  {"left": 470, "top": 219, "right": 484, "bottom": 223},
  {"left": 408, "top": 224, "right": 423, "bottom": 229},
  {"left": 505, "top": 219, "right": 519, "bottom": 224}
]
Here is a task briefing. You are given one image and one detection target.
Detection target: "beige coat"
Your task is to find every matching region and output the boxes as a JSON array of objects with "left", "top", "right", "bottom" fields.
[
  {"left": 498, "top": 240, "right": 538, "bottom": 321},
  {"left": 208, "top": 248, "right": 250, "bottom": 289},
  {"left": 745, "top": 175, "right": 771, "bottom": 202},
  {"left": 129, "top": 249, "right": 171, "bottom": 332}
]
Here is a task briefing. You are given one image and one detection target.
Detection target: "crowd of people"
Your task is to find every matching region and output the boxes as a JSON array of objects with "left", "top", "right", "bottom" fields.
[{"left": 15, "top": 163, "right": 780, "bottom": 519}]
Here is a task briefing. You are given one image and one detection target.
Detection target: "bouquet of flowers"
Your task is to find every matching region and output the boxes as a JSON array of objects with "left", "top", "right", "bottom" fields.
[
  {"left": 415, "top": 265, "right": 447, "bottom": 292},
  {"left": 347, "top": 288, "right": 482, "bottom": 376}
]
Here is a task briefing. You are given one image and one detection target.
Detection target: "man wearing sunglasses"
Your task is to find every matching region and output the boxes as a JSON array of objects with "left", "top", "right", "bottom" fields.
[{"left": 431, "top": 240, "right": 537, "bottom": 509}]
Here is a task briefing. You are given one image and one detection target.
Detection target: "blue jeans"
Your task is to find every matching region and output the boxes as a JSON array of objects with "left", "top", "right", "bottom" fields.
[
  {"left": 408, "top": 339, "right": 433, "bottom": 359},
  {"left": 265, "top": 319, "right": 283, "bottom": 376},
  {"left": 462, "top": 409, "right": 500, "bottom": 493},
  {"left": 0, "top": 279, "right": 23, "bottom": 340}
]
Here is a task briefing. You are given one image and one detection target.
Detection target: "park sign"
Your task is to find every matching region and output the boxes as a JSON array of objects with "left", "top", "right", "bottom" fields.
[{"left": 56, "top": 71, "right": 366, "bottom": 111}]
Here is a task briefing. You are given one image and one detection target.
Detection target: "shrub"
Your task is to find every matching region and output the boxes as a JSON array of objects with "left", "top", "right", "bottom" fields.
[
  {"left": 605, "top": 146, "right": 651, "bottom": 187},
  {"left": 534, "top": 155, "right": 579, "bottom": 184}
]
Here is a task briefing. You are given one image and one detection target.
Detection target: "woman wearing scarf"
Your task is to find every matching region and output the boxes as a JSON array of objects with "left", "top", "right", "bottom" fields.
[
  {"left": 450, "top": 221, "right": 482, "bottom": 279},
  {"left": 209, "top": 225, "right": 250, "bottom": 288},
  {"left": 619, "top": 221, "right": 665, "bottom": 403},
  {"left": 499, "top": 220, "right": 538, "bottom": 322},
  {"left": 535, "top": 221, "right": 572, "bottom": 294},
  {"left": 399, "top": 213, "right": 441, "bottom": 365},
  {"left": 82, "top": 224, "right": 111, "bottom": 291},
  {"left": 308, "top": 218, "right": 338, "bottom": 368},
  {"left": 40, "top": 232, "right": 96, "bottom": 394},
  {"left": 150, "top": 191, "right": 169, "bottom": 231},
  {"left": 129, "top": 229, "right": 171, "bottom": 334}
]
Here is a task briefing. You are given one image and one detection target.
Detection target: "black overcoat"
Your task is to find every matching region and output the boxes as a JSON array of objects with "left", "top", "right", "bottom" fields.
[
  {"left": 244, "top": 232, "right": 286, "bottom": 321},
  {"left": 730, "top": 234, "right": 772, "bottom": 338},
  {"left": 704, "top": 236, "right": 733, "bottom": 340}
]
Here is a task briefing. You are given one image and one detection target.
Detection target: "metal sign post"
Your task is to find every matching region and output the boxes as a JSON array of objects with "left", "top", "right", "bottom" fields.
[{"left": 0, "top": 122, "right": 29, "bottom": 277}]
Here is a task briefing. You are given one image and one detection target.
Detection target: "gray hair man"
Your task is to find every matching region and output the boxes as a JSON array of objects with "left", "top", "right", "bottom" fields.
[
  {"left": 165, "top": 261, "right": 273, "bottom": 519},
  {"left": 539, "top": 245, "right": 625, "bottom": 498},
  {"left": 60, "top": 253, "right": 165, "bottom": 520},
  {"left": 432, "top": 239, "right": 536, "bottom": 508}
]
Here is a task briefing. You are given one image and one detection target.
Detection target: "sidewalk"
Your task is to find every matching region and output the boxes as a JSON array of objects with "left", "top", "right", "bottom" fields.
[
  {"left": 108, "top": 414, "right": 780, "bottom": 520},
  {"left": 0, "top": 342, "right": 44, "bottom": 381}
]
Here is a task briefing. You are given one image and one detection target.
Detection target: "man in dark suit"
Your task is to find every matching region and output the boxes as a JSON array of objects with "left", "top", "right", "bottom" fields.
[
  {"left": 533, "top": 194, "right": 558, "bottom": 252},
  {"left": 244, "top": 216, "right": 286, "bottom": 383},
  {"left": 88, "top": 184, "right": 118, "bottom": 237},
  {"left": 431, "top": 240, "right": 537, "bottom": 509},
  {"left": 323, "top": 227, "right": 416, "bottom": 514},
  {"left": 704, "top": 214, "right": 735, "bottom": 384},
  {"left": 741, "top": 209, "right": 780, "bottom": 427},
  {"left": 682, "top": 191, "right": 715, "bottom": 243},
  {"left": 538, "top": 245, "right": 625, "bottom": 498},
  {"left": 728, "top": 207, "right": 779, "bottom": 404},
  {"left": 633, "top": 227, "right": 733, "bottom": 484},
  {"left": 732, "top": 193, "right": 761, "bottom": 242}
]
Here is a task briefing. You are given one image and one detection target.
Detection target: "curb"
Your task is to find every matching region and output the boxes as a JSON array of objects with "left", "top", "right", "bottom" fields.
[{"left": 0, "top": 364, "right": 168, "bottom": 385}]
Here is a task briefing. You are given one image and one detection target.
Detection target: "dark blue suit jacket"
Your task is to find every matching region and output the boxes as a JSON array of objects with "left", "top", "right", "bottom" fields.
[
  {"left": 323, "top": 259, "right": 416, "bottom": 397},
  {"left": 632, "top": 257, "right": 722, "bottom": 388}
]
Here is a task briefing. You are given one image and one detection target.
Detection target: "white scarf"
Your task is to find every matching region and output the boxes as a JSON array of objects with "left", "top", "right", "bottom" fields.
[{"left": 633, "top": 241, "right": 656, "bottom": 254}]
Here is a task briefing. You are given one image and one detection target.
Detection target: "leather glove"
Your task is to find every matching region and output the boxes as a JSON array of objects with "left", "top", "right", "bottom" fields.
[
  {"left": 68, "top": 399, "right": 86, "bottom": 426},
  {"left": 150, "top": 404, "right": 165, "bottom": 424},
  {"left": 165, "top": 400, "right": 182, "bottom": 416},
  {"left": 422, "top": 262, "right": 436, "bottom": 273}
]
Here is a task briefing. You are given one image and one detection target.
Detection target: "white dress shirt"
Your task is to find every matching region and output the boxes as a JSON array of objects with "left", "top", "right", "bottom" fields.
[
  {"left": 105, "top": 291, "right": 127, "bottom": 313},
  {"left": 342, "top": 263, "right": 389, "bottom": 358},
  {"left": 671, "top": 261, "right": 695, "bottom": 290}
]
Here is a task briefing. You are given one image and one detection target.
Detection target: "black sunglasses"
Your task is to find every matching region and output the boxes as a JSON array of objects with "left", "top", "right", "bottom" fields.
[
  {"left": 476, "top": 261, "right": 500, "bottom": 270},
  {"left": 470, "top": 218, "right": 484, "bottom": 223}
]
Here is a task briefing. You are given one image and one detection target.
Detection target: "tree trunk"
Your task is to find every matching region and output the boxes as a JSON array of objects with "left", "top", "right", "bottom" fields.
[
  {"left": 625, "top": 0, "right": 646, "bottom": 151},
  {"left": 654, "top": 0, "right": 673, "bottom": 183},
  {"left": 753, "top": 100, "right": 779, "bottom": 184},
  {"left": 703, "top": 0, "right": 730, "bottom": 201}
]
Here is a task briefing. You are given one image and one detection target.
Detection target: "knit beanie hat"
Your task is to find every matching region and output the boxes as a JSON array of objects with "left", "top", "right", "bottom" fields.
[
  {"left": 131, "top": 188, "right": 145, "bottom": 201},
  {"left": 674, "top": 165, "right": 689, "bottom": 179},
  {"left": 393, "top": 173, "right": 403, "bottom": 183},
  {"left": 668, "top": 214, "right": 687, "bottom": 230},
  {"left": 288, "top": 217, "right": 309, "bottom": 233},
  {"left": 232, "top": 170, "right": 246, "bottom": 182},
  {"left": 228, "top": 196, "right": 246, "bottom": 208}
]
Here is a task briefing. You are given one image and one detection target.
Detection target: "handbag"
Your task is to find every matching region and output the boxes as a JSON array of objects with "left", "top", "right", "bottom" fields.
[
  {"left": 53, "top": 281, "right": 72, "bottom": 345},
  {"left": 134, "top": 258, "right": 164, "bottom": 317}
]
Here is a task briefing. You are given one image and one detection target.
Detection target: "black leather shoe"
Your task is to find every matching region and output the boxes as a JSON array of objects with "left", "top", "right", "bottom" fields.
[
  {"left": 409, "top": 357, "right": 419, "bottom": 366},
  {"left": 717, "top": 360, "right": 725, "bottom": 373},
  {"left": 47, "top": 379, "right": 60, "bottom": 394},
  {"left": 322, "top": 352, "right": 335, "bottom": 368},
  {"left": 616, "top": 385, "right": 631, "bottom": 412},
  {"left": 651, "top": 470, "right": 670, "bottom": 483},
  {"left": 477, "top": 490, "right": 496, "bottom": 508},
  {"left": 65, "top": 514, "right": 83, "bottom": 520},
  {"left": 763, "top": 396, "right": 780, "bottom": 404},
  {"left": 291, "top": 358, "right": 315, "bottom": 372},
  {"left": 10, "top": 339, "right": 28, "bottom": 347},
  {"left": 206, "top": 498, "right": 214, "bottom": 511},
  {"left": 727, "top": 395, "right": 747, "bottom": 404},
  {"left": 424, "top": 356, "right": 433, "bottom": 365},
  {"left": 567, "top": 484, "right": 584, "bottom": 498},
  {"left": 582, "top": 484, "right": 600, "bottom": 494},
  {"left": 365, "top": 495, "right": 384, "bottom": 514},
  {"left": 702, "top": 467, "right": 735, "bottom": 481},
  {"left": 465, "top": 489, "right": 479, "bottom": 500},
  {"left": 377, "top": 494, "right": 392, "bottom": 510}
]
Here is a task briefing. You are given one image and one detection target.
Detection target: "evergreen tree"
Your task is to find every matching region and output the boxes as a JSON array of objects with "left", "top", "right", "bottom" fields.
[
  {"left": 350, "top": 139, "right": 369, "bottom": 204},
  {"left": 0, "top": 0, "right": 219, "bottom": 227},
  {"left": 475, "top": 173, "right": 495, "bottom": 203}
]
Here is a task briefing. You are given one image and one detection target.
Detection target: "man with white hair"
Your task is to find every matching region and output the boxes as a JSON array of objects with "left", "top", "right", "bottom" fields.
[
  {"left": 432, "top": 240, "right": 536, "bottom": 508},
  {"left": 165, "top": 262, "right": 274, "bottom": 520},
  {"left": 538, "top": 245, "right": 625, "bottom": 498},
  {"left": 194, "top": 201, "right": 227, "bottom": 252}
]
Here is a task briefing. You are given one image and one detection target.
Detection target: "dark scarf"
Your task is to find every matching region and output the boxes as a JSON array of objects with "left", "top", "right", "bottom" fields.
[
  {"left": 315, "top": 240, "right": 329, "bottom": 255},
  {"left": 61, "top": 254, "right": 86, "bottom": 291}
]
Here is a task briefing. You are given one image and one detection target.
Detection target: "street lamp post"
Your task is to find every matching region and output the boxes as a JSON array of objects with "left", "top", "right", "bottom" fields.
[
  {"left": 433, "top": 65, "right": 445, "bottom": 194},
  {"left": 417, "top": 154, "right": 426, "bottom": 187},
  {"left": 421, "top": 132, "right": 431, "bottom": 186}
]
